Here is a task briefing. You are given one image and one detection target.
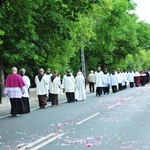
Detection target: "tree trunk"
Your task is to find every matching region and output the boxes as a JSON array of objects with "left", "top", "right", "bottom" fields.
[{"left": 0, "top": 60, "right": 4, "bottom": 103}]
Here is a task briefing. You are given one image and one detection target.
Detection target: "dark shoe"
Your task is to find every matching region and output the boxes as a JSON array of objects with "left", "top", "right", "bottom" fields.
[{"left": 12, "top": 114, "right": 16, "bottom": 117}]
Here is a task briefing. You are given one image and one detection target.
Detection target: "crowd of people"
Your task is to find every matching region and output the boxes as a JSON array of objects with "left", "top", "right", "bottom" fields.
[
  {"left": 87, "top": 67, "right": 150, "bottom": 96},
  {"left": 3, "top": 66, "right": 149, "bottom": 117},
  {"left": 3, "top": 67, "right": 86, "bottom": 116}
]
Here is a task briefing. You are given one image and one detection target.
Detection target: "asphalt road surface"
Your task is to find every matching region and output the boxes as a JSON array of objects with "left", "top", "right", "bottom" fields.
[{"left": 0, "top": 84, "right": 150, "bottom": 150}]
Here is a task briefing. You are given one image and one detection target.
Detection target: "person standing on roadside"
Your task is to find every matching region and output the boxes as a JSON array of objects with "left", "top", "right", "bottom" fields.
[
  {"left": 127, "top": 70, "right": 134, "bottom": 88},
  {"left": 49, "top": 71, "right": 61, "bottom": 106},
  {"left": 116, "top": 69, "right": 122, "bottom": 91},
  {"left": 110, "top": 70, "right": 118, "bottom": 93},
  {"left": 134, "top": 70, "right": 141, "bottom": 87},
  {"left": 35, "top": 68, "right": 48, "bottom": 109},
  {"left": 123, "top": 70, "right": 128, "bottom": 89},
  {"left": 103, "top": 68, "right": 110, "bottom": 95},
  {"left": 45, "top": 68, "right": 52, "bottom": 102},
  {"left": 95, "top": 67, "right": 104, "bottom": 96},
  {"left": 62, "top": 70, "right": 75, "bottom": 103},
  {"left": 19, "top": 68, "right": 31, "bottom": 113},
  {"left": 3, "top": 67, "right": 25, "bottom": 117},
  {"left": 145, "top": 70, "right": 150, "bottom": 84},
  {"left": 140, "top": 70, "right": 146, "bottom": 86},
  {"left": 75, "top": 71, "right": 86, "bottom": 101},
  {"left": 87, "top": 70, "right": 95, "bottom": 93}
]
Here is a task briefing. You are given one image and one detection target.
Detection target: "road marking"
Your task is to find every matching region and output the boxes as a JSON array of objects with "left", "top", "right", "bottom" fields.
[
  {"left": 125, "top": 96, "right": 133, "bottom": 100},
  {"left": 30, "top": 132, "right": 67, "bottom": 150},
  {"left": 19, "top": 132, "right": 67, "bottom": 150},
  {"left": 135, "top": 92, "right": 141, "bottom": 95},
  {"left": 76, "top": 112, "right": 100, "bottom": 125},
  {"left": 143, "top": 89, "right": 148, "bottom": 91},
  {"left": 19, "top": 133, "right": 55, "bottom": 150},
  {"left": 107, "top": 102, "right": 120, "bottom": 109}
]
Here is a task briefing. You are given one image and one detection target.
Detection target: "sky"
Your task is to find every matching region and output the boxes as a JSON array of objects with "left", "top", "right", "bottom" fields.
[{"left": 133, "top": 0, "right": 150, "bottom": 23}]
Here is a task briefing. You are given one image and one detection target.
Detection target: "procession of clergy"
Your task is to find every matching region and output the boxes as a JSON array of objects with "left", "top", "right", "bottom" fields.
[{"left": 3, "top": 66, "right": 150, "bottom": 116}]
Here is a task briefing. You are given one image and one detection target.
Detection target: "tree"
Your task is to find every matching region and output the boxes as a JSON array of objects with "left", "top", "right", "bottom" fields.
[
  {"left": 0, "top": 0, "right": 99, "bottom": 85},
  {"left": 0, "top": 0, "right": 150, "bottom": 89},
  {"left": 86, "top": 0, "right": 139, "bottom": 72}
]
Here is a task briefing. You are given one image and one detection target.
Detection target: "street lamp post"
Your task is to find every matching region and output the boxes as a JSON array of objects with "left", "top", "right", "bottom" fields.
[{"left": 81, "top": 48, "right": 86, "bottom": 88}]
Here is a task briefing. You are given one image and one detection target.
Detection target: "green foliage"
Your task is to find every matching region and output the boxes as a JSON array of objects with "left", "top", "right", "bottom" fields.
[
  {"left": 86, "top": 0, "right": 139, "bottom": 71},
  {"left": 137, "top": 21, "right": 150, "bottom": 49},
  {"left": 0, "top": 0, "right": 150, "bottom": 87},
  {"left": 125, "top": 48, "right": 150, "bottom": 71}
]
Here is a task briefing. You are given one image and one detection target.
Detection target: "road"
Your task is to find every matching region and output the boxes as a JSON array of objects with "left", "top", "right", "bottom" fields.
[{"left": 0, "top": 84, "right": 150, "bottom": 150}]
